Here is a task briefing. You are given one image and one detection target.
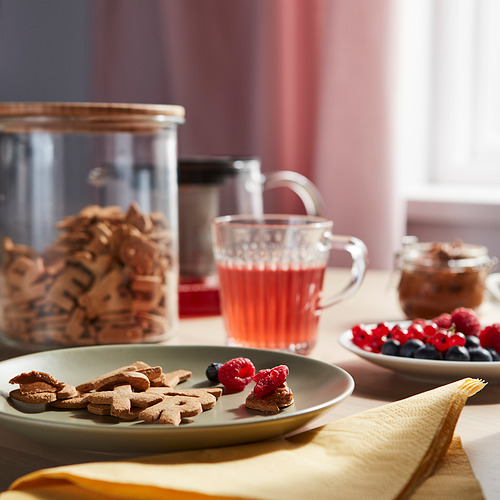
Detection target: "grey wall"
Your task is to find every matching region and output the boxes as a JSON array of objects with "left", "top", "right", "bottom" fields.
[{"left": 0, "top": 0, "right": 91, "bottom": 102}]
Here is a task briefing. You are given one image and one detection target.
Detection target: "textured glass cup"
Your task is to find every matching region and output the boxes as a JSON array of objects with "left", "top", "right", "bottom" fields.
[{"left": 212, "top": 215, "right": 368, "bottom": 354}]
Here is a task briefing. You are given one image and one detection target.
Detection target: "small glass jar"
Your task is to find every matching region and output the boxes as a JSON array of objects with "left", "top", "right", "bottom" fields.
[
  {"left": 0, "top": 102, "right": 184, "bottom": 347},
  {"left": 396, "top": 238, "right": 497, "bottom": 319}
]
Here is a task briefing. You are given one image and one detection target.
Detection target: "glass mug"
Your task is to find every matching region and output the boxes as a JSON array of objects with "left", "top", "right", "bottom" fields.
[
  {"left": 212, "top": 215, "right": 368, "bottom": 355},
  {"left": 178, "top": 156, "right": 324, "bottom": 316}
]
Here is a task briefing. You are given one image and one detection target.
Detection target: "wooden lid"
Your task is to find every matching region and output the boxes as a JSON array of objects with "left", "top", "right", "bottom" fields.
[{"left": 0, "top": 102, "right": 185, "bottom": 133}]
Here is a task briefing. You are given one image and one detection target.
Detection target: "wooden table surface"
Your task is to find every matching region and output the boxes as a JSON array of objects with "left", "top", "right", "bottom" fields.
[{"left": 0, "top": 268, "right": 499, "bottom": 498}]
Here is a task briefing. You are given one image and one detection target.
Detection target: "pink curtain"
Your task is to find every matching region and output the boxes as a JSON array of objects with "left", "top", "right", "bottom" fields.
[{"left": 91, "top": 0, "right": 404, "bottom": 270}]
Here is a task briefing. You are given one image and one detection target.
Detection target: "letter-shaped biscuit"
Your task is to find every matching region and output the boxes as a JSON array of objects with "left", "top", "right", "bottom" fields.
[
  {"left": 147, "top": 387, "right": 222, "bottom": 410},
  {"left": 138, "top": 396, "right": 203, "bottom": 425},
  {"left": 88, "top": 384, "right": 163, "bottom": 419},
  {"left": 94, "top": 371, "right": 150, "bottom": 392}
]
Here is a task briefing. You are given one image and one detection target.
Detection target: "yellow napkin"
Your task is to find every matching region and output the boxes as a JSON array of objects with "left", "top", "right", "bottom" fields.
[{"left": 2, "top": 378, "right": 486, "bottom": 500}]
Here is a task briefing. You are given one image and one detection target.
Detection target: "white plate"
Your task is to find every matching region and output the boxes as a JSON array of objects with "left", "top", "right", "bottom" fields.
[
  {"left": 339, "top": 323, "right": 500, "bottom": 384},
  {"left": 0, "top": 344, "right": 354, "bottom": 453}
]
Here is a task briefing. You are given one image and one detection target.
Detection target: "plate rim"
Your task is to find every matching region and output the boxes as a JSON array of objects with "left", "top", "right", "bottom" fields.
[{"left": 0, "top": 344, "right": 355, "bottom": 436}]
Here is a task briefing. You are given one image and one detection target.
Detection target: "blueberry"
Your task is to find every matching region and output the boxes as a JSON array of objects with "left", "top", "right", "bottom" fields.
[
  {"left": 444, "top": 345, "right": 470, "bottom": 361},
  {"left": 400, "top": 339, "right": 425, "bottom": 358},
  {"left": 468, "top": 347, "right": 493, "bottom": 362},
  {"left": 414, "top": 343, "right": 442, "bottom": 360},
  {"left": 205, "top": 362, "right": 223, "bottom": 383},
  {"left": 465, "top": 335, "right": 480, "bottom": 349},
  {"left": 381, "top": 339, "right": 401, "bottom": 356},
  {"left": 486, "top": 348, "right": 500, "bottom": 361}
]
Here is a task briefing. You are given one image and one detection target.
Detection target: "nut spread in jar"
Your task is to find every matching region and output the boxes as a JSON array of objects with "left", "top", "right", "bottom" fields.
[{"left": 396, "top": 239, "right": 497, "bottom": 319}]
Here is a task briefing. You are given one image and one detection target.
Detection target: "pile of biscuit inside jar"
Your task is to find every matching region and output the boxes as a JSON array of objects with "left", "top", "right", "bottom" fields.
[{"left": 0, "top": 202, "right": 174, "bottom": 346}]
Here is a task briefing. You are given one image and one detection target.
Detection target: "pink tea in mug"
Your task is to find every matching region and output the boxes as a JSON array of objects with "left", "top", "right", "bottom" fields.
[
  {"left": 217, "top": 262, "right": 326, "bottom": 354},
  {"left": 212, "top": 215, "right": 367, "bottom": 355}
]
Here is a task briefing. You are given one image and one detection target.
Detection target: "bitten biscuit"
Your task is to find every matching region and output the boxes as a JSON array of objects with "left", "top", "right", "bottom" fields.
[{"left": 9, "top": 371, "right": 65, "bottom": 394}]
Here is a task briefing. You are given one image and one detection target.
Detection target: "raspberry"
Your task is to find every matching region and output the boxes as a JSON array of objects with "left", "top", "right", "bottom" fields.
[
  {"left": 451, "top": 307, "right": 481, "bottom": 336},
  {"left": 479, "top": 324, "right": 500, "bottom": 355},
  {"left": 253, "top": 365, "right": 289, "bottom": 398},
  {"left": 217, "top": 357, "right": 255, "bottom": 392},
  {"left": 433, "top": 313, "right": 452, "bottom": 329}
]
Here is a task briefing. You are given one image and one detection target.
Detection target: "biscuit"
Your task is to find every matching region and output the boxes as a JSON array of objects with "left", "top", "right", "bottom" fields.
[
  {"left": 9, "top": 371, "right": 65, "bottom": 394},
  {"left": 50, "top": 392, "right": 90, "bottom": 409},
  {"left": 150, "top": 369, "right": 192, "bottom": 388},
  {"left": 87, "top": 384, "right": 163, "bottom": 419},
  {"left": 245, "top": 383, "right": 294, "bottom": 414},
  {"left": 147, "top": 387, "right": 222, "bottom": 410},
  {"left": 87, "top": 403, "right": 111, "bottom": 416},
  {"left": 75, "top": 362, "right": 149, "bottom": 392},
  {"left": 94, "top": 371, "right": 150, "bottom": 392},
  {"left": 56, "top": 383, "right": 78, "bottom": 399},
  {"left": 138, "top": 396, "right": 203, "bottom": 425},
  {"left": 10, "top": 389, "right": 57, "bottom": 404}
]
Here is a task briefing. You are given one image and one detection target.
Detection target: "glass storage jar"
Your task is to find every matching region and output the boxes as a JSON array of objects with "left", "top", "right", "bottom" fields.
[
  {"left": 396, "top": 238, "right": 497, "bottom": 319},
  {"left": 0, "top": 102, "right": 184, "bottom": 347}
]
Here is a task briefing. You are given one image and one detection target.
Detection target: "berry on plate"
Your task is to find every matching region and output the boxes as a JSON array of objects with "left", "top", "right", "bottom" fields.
[
  {"left": 444, "top": 345, "right": 470, "bottom": 361},
  {"left": 253, "top": 365, "right": 289, "bottom": 398},
  {"left": 432, "top": 313, "right": 452, "bottom": 329},
  {"left": 205, "top": 362, "right": 223, "bottom": 383},
  {"left": 451, "top": 307, "right": 481, "bottom": 336},
  {"left": 479, "top": 324, "right": 500, "bottom": 355},
  {"left": 399, "top": 338, "right": 425, "bottom": 358},
  {"left": 217, "top": 357, "right": 255, "bottom": 392}
]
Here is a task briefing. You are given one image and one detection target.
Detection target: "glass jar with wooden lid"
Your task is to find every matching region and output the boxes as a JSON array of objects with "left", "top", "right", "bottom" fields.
[{"left": 0, "top": 102, "right": 185, "bottom": 348}]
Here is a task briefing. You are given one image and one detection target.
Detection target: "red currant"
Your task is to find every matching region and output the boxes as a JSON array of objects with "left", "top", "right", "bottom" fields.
[
  {"left": 423, "top": 322, "right": 438, "bottom": 339},
  {"left": 407, "top": 323, "right": 425, "bottom": 341},
  {"left": 352, "top": 324, "right": 372, "bottom": 350},
  {"left": 448, "top": 332, "right": 466, "bottom": 347},
  {"left": 391, "top": 327, "right": 409, "bottom": 345},
  {"left": 431, "top": 330, "right": 451, "bottom": 352},
  {"left": 369, "top": 335, "right": 386, "bottom": 353},
  {"left": 371, "top": 322, "right": 390, "bottom": 339}
]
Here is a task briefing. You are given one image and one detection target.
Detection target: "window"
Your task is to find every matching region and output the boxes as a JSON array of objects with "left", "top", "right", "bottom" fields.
[{"left": 394, "top": 0, "right": 500, "bottom": 199}]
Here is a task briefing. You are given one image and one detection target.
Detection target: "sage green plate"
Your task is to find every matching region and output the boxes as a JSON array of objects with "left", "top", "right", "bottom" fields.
[{"left": 0, "top": 345, "right": 354, "bottom": 453}]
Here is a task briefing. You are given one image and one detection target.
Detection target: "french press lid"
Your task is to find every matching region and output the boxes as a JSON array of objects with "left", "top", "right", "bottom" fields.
[{"left": 178, "top": 156, "right": 261, "bottom": 184}]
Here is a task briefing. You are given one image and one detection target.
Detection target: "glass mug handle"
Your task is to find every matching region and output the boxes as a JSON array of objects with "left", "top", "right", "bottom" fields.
[
  {"left": 262, "top": 170, "right": 324, "bottom": 216},
  {"left": 318, "top": 234, "right": 368, "bottom": 309}
]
